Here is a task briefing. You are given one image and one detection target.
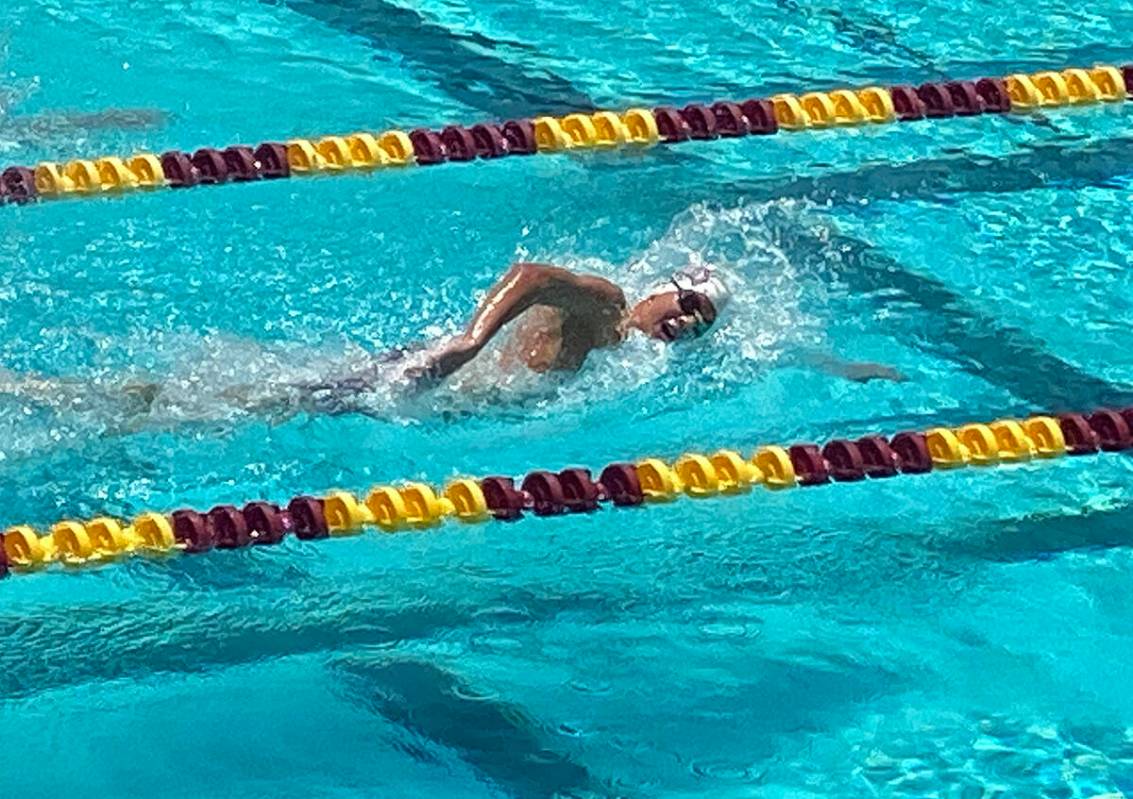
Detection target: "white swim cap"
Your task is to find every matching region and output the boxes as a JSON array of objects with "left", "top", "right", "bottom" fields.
[{"left": 661, "top": 264, "right": 732, "bottom": 321}]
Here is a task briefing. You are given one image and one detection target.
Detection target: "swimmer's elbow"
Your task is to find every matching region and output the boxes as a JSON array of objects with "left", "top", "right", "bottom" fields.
[
  {"left": 504, "top": 262, "right": 565, "bottom": 307},
  {"left": 509, "top": 261, "right": 555, "bottom": 287}
]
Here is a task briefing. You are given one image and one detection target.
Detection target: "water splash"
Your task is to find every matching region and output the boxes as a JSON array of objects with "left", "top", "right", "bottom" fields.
[
  {"left": 430, "top": 197, "right": 831, "bottom": 419},
  {"left": 0, "top": 198, "right": 840, "bottom": 447}
]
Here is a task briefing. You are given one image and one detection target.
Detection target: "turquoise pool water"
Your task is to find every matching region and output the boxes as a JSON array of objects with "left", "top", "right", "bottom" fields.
[{"left": 3, "top": 0, "right": 1133, "bottom": 796}]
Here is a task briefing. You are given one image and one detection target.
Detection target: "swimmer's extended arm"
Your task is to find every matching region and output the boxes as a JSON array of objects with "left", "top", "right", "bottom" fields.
[
  {"left": 795, "top": 349, "right": 907, "bottom": 383},
  {"left": 422, "top": 262, "right": 625, "bottom": 380}
]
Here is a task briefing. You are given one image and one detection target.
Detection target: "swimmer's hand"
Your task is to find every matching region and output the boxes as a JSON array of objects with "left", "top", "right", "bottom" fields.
[{"left": 404, "top": 336, "right": 480, "bottom": 388}]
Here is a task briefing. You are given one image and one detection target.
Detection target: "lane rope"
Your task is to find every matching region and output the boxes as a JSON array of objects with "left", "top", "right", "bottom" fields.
[
  {"left": 1, "top": 64, "right": 1128, "bottom": 206},
  {"left": 3, "top": 406, "right": 1132, "bottom": 579}
]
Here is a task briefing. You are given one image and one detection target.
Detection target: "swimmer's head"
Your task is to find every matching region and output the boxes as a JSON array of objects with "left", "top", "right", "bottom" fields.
[{"left": 627, "top": 264, "right": 732, "bottom": 343}]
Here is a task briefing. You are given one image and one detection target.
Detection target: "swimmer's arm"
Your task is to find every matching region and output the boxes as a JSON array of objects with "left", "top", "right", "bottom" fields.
[
  {"left": 466, "top": 262, "right": 623, "bottom": 343},
  {"left": 425, "top": 263, "right": 623, "bottom": 380},
  {"left": 794, "top": 349, "right": 907, "bottom": 383}
]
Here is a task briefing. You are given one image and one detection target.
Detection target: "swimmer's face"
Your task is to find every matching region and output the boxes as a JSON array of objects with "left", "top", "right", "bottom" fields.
[{"left": 632, "top": 289, "right": 717, "bottom": 342}]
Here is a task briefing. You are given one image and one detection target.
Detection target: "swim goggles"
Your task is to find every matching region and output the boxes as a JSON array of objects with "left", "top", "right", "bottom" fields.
[{"left": 659, "top": 280, "right": 717, "bottom": 341}]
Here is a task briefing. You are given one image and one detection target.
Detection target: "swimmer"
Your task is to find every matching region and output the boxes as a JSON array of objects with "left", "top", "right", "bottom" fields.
[
  {"left": 0, "top": 261, "right": 902, "bottom": 424},
  {"left": 0, "top": 107, "right": 169, "bottom": 148},
  {"left": 0, "top": 36, "right": 167, "bottom": 146},
  {"left": 407, "top": 261, "right": 903, "bottom": 385},
  {"left": 258, "top": 261, "right": 744, "bottom": 413}
]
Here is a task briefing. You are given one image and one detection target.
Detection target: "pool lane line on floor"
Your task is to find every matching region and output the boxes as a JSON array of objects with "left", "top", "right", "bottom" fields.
[
  {"left": 1, "top": 65, "right": 1128, "bottom": 206},
  {"left": 3, "top": 406, "right": 1132, "bottom": 579},
  {"left": 275, "top": 0, "right": 596, "bottom": 118}
]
